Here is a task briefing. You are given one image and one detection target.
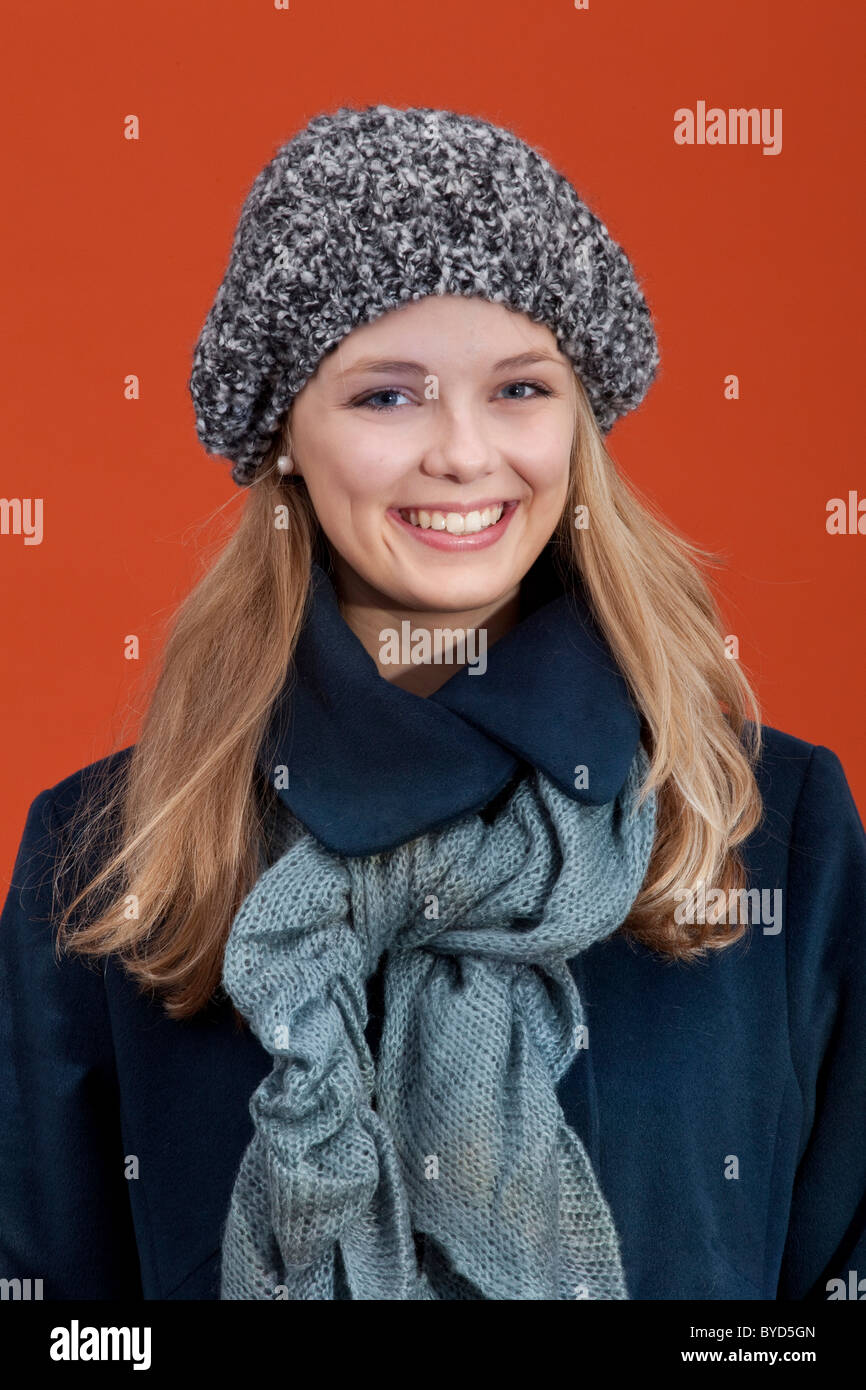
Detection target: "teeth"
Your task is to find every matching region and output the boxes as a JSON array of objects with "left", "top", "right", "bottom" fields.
[{"left": 400, "top": 504, "right": 505, "bottom": 533}]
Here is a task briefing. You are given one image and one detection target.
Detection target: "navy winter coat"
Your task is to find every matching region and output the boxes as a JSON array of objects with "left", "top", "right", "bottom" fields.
[{"left": 2, "top": 549, "right": 865, "bottom": 1300}]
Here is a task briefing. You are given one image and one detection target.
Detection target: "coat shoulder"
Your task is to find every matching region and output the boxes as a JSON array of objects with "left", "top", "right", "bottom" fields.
[
  {"left": 38, "top": 743, "right": 135, "bottom": 831},
  {"left": 749, "top": 719, "right": 816, "bottom": 785},
  {"left": 5, "top": 746, "right": 136, "bottom": 932},
  {"left": 732, "top": 722, "right": 866, "bottom": 898},
  {"left": 745, "top": 720, "right": 829, "bottom": 824},
  {"left": 746, "top": 720, "right": 863, "bottom": 828}
]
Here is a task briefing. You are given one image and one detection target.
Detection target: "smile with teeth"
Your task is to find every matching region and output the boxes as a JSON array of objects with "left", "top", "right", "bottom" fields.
[{"left": 398, "top": 504, "right": 506, "bottom": 535}]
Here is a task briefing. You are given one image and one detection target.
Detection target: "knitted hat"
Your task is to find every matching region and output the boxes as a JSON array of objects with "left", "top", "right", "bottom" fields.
[{"left": 189, "top": 104, "right": 660, "bottom": 487}]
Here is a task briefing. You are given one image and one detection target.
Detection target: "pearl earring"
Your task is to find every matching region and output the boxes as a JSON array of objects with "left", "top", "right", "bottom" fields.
[{"left": 277, "top": 454, "right": 294, "bottom": 476}]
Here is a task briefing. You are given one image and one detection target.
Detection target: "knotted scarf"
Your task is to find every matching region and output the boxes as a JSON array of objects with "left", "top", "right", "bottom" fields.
[{"left": 220, "top": 742, "right": 657, "bottom": 1300}]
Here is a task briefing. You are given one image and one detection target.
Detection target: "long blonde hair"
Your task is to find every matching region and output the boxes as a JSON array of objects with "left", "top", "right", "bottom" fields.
[{"left": 53, "top": 371, "right": 763, "bottom": 1018}]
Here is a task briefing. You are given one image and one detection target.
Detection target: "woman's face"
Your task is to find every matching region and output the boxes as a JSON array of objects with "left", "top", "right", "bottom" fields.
[{"left": 287, "top": 294, "right": 576, "bottom": 614}]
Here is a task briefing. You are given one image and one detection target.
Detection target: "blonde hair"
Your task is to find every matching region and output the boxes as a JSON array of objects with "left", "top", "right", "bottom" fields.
[{"left": 53, "top": 370, "right": 763, "bottom": 1019}]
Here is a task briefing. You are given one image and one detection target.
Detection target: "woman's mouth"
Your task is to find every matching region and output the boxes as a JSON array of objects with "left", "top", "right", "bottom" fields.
[{"left": 387, "top": 501, "right": 519, "bottom": 551}]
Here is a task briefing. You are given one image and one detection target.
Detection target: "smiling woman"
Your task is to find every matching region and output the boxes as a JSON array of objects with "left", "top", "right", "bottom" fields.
[
  {"left": 286, "top": 294, "right": 576, "bottom": 661},
  {"left": 2, "top": 103, "right": 865, "bottom": 1305}
]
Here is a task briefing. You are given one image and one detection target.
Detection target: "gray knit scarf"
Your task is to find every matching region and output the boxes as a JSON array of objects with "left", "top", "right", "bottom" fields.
[{"left": 220, "top": 743, "right": 656, "bottom": 1300}]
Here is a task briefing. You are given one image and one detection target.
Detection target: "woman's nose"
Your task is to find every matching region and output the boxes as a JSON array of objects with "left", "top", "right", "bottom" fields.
[{"left": 417, "top": 403, "right": 496, "bottom": 481}]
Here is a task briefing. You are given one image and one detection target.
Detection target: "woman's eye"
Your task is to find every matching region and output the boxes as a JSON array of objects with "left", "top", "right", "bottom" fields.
[
  {"left": 354, "top": 380, "right": 552, "bottom": 411},
  {"left": 500, "top": 380, "right": 553, "bottom": 400},
  {"left": 356, "top": 389, "right": 409, "bottom": 412}
]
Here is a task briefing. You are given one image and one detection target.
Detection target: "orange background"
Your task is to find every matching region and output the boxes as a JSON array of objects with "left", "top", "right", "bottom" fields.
[{"left": 2, "top": 0, "right": 864, "bottom": 882}]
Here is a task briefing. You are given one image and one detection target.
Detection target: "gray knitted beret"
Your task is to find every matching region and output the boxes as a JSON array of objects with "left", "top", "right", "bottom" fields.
[{"left": 188, "top": 104, "right": 659, "bottom": 487}]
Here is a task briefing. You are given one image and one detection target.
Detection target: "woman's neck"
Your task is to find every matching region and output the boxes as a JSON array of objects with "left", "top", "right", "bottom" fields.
[{"left": 333, "top": 562, "right": 522, "bottom": 697}]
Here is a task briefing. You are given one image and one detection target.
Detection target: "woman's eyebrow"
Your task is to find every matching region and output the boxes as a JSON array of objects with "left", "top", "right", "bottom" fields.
[
  {"left": 340, "top": 350, "right": 568, "bottom": 376},
  {"left": 341, "top": 359, "right": 428, "bottom": 376},
  {"left": 492, "top": 351, "right": 568, "bottom": 371}
]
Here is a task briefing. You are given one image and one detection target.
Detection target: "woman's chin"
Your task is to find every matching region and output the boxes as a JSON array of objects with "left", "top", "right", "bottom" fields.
[{"left": 391, "top": 572, "right": 519, "bottom": 616}]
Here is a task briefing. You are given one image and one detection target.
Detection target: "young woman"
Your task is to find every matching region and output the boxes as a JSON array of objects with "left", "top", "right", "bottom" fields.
[{"left": 2, "top": 104, "right": 865, "bottom": 1301}]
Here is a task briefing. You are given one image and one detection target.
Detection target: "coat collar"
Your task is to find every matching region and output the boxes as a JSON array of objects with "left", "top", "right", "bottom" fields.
[{"left": 259, "top": 542, "right": 643, "bottom": 856}]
